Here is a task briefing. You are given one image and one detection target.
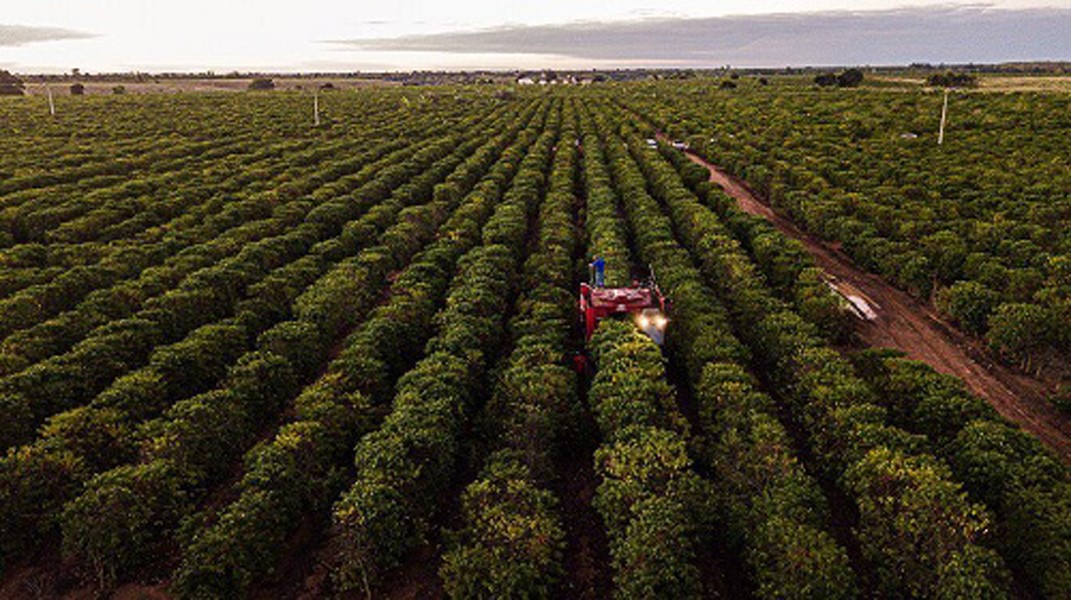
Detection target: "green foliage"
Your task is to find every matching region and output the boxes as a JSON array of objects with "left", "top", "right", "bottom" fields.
[
  {"left": 986, "top": 302, "right": 1051, "bottom": 364},
  {"left": 844, "top": 447, "right": 1008, "bottom": 598},
  {"left": 697, "top": 363, "right": 856, "bottom": 599},
  {"left": 1, "top": 84, "right": 1065, "bottom": 600},
  {"left": 0, "top": 92, "right": 546, "bottom": 583},
  {"left": 936, "top": 281, "right": 1000, "bottom": 335},
  {"left": 814, "top": 70, "right": 864, "bottom": 88},
  {"left": 837, "top": 69, "right": 865, "bottom": 88},
  {"left": 0, "top": 393, "right": 32, "bottom": 449},
  {"left": 332, "top": 121, "right": 558, "bottom": 592},
  {"left": 0, "top": 445, "right": 85, "bottom": 569},
  {"left": 611, "top": 495, "right": 701, "bottom": 598},
  {"left": 61, "top": 460, "right": 193, "bottom": 586},
  {"left": 631, "top": 81, "right": 1071, "bottom": 369},
  {"left": 593, "top": 425, "right": 704, "bottom": 532},
  {"left": 439, "top": 118, "right": 578, "bottom": 598},
  {"left": 580, "top": 128, "right": 631, "bottom": 287},
  {"left": 173, "top": 115, "right": 544, "bottom": 596},
  {"left": 950, "top": 421, "right": 1071, "bottom": 597},
  {"left": 599, "top": 102, "right": 1011, "bottom": 597},
  {"left": 441, "top": 453, "right": 566, "bottom": 599},
  {"left": 749, "top": 517, "right": 857, "bottom": 599},
  {"left": 173, "top": 488, "right": 290, "bottom": 598},
  {"left": 586, "top": 318, "right": 707, "bottom": 597}
]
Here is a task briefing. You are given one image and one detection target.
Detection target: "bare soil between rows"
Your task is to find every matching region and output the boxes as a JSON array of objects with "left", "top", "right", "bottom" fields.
[{"left": 680, "top": 149, "right": 1071, "bottom": 463}]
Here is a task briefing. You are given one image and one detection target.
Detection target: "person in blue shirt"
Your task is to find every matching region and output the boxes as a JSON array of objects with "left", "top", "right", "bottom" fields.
[{"left": 591, "top": 255, "right": 606, "bottom": 287}]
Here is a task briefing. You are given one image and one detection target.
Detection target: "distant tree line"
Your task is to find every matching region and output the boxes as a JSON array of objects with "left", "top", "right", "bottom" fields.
[
  {"left": 926, "top": 72, "right": 978, "bottom": 88},
  {"left": 0, "top": 70, "right": 25, "bottom": 96},
  {"left": 247, "top": 78, "right": 276, "bottom": 91},
  {"left": 814, "top": 68, "right": 864, "bottom": 88}
]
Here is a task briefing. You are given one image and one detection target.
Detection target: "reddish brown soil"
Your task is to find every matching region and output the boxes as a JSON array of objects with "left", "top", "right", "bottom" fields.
[
  {"left": 249, "top": 519, "right": 446, "bottom": 600},
  {"left": 0, "top": 560, "right": 64, "bottom": 599},
  {"left": 109, "top": 583, "right": 173, "bottom": 600},
  {"left": 680, "top": 149, "right": 1071, "bottom": 463},
  {"left": 555, "top": 438, "right": 613, "bottom": 600},
  {"left": 0, "top": 542, "right": 175, "bottom": 599},
  {"left": 360, "top": 543, "right": 445, "bottom": 600},
  {"left": 0, "top": 567, "right": 171, "bottom": 600},
  {"left": 554, "top": 376, "right": 613, "bottom": 600}
]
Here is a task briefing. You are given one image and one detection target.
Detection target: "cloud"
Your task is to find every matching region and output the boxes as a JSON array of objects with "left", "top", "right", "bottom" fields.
[
  {"left": 330, "top": 5, "right": 1071, "bottom": 66},
  {"left": 0, "top": 24, "right": 95, "bottom": 47}
]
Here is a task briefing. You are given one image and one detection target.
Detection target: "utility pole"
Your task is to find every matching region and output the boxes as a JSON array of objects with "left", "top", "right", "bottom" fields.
[
  {"left": 313, "top": 90, "right": 320, "bottom": 127},
  {"left": 47, "top": 85, "right": 55, "bottom": 116},
  {"left": 937, "top": 89, "right": 949, "bottom": 145}
]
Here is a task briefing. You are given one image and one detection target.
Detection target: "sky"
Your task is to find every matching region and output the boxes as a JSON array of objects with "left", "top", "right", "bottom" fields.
[{"left": 1, "top": 1, "right": 1069, "bottom": 73}]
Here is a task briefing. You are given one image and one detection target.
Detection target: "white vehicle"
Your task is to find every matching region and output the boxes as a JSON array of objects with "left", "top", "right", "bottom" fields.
[
  {"left": 823, "top": 274, "right": 879, "bottom": 321},
  {"left": 671, "top": 140, "right": 689, "bottom": 150},
  {"left": 645, "top": 138, "right": 658, "bottom": 149}
]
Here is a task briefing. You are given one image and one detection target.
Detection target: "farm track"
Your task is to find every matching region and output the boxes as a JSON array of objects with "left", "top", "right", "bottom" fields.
[{"left": 678, "top": 147, "right": 1071, "bottom": 462}]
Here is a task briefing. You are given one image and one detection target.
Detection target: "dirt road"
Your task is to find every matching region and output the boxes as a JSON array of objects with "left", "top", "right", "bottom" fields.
[{"left": 680, "top": 149, "right": 1071, "bottom": 462}]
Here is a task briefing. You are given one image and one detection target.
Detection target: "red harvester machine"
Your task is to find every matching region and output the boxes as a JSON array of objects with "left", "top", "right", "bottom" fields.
[{"left": 578, "top": 268, "right": 670, "bottom": 346}]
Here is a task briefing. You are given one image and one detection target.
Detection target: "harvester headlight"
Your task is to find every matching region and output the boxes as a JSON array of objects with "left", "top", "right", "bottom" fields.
[
  {"left": 637, "top": 315, "right": 650, "bottom": 329},
  {"left": 654, "top": 315, "right": 668, "bottom": 329}
]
